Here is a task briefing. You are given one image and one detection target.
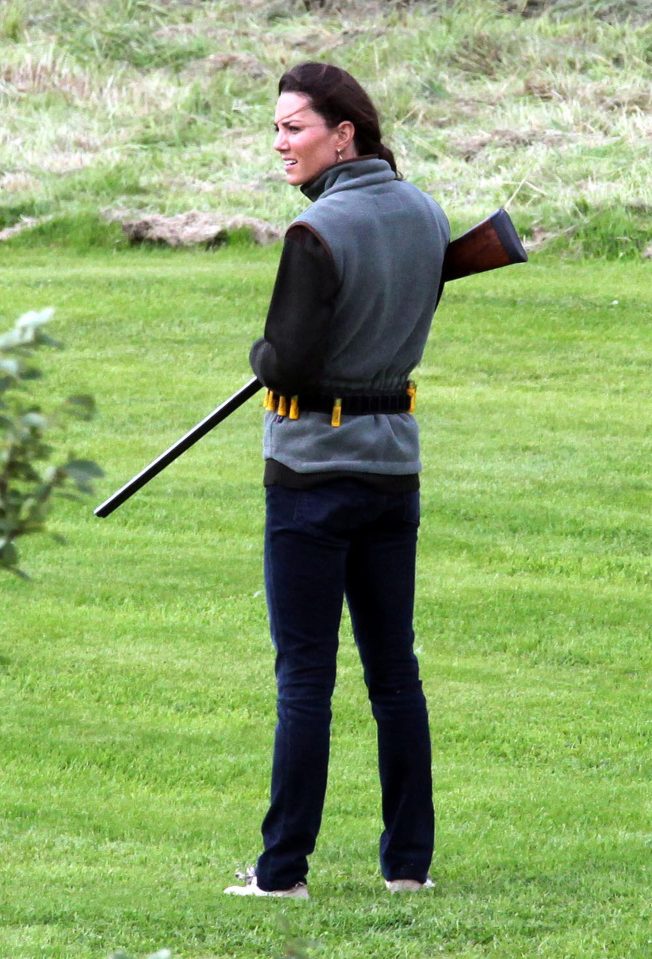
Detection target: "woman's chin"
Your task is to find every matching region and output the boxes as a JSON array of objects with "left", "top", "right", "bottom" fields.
[{"left": 284, "top": 169, "right": 304, "bottom": 185}]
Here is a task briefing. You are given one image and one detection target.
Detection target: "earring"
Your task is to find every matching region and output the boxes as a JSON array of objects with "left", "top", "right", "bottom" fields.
[{"left": 336, "top": 148, "right": 343, "bottom": 162}]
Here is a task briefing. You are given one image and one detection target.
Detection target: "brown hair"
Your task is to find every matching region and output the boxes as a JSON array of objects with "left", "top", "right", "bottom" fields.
[{"left": 278, "top": 62, "right": 400, "bottom": 176}]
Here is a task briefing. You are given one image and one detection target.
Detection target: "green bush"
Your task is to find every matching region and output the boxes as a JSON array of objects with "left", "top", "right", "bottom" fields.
[{"left": 0, "top": 309, "right": 103, "bottom": 575}]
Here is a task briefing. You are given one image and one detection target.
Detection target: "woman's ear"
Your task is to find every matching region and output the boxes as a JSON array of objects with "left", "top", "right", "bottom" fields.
[{"left": 336, "top": 120, "right": 356, "bottom": 152}]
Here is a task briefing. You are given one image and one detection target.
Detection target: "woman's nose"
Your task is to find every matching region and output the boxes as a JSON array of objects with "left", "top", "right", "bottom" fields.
[{"left": 274, "top": 129, "right": 287, "bottom": 151}]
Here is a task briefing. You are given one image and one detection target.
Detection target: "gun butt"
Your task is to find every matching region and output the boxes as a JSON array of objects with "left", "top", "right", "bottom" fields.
[{"left": 443, "top": 208, "right": 528, "bottom": 282}]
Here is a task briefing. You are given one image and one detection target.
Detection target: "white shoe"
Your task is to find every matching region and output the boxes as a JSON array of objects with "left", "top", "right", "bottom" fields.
[
  {"left": 224, "top": 867, "right": 309, "bottom": 900},
  {"left": 385, "top": 877, "right": 435, "bottom": 893}
]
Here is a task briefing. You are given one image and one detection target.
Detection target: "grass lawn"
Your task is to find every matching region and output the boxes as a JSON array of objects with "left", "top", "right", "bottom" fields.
[{"left": 1, "top": 246, "right": 650, "bottom": 958}]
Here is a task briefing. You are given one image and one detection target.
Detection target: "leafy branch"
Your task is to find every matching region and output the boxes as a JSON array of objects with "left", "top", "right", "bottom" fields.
[{"left": 0, "top": 308, "right": 103, "bottom": 576}]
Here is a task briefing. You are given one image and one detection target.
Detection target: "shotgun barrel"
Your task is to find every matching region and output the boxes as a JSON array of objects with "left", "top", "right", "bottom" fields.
[{"left": 94, "top": 376, "right": 262, "bottom": 518}]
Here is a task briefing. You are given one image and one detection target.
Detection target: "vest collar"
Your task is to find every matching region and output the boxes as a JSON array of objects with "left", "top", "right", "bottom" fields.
[{"left": 301, "top": 156, "right": 395, "bottom": 202}]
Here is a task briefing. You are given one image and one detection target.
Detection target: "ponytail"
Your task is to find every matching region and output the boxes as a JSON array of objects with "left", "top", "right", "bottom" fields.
[{"left": 370, "top": 141, "right": 401, "bottom": 178}]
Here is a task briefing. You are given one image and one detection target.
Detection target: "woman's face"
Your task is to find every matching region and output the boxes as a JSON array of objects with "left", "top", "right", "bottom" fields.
[{"left": 274, "top": 91, "right": 353, "bottom": 186}]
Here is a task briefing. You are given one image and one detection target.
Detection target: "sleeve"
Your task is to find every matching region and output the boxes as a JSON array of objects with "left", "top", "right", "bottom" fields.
[{"left": 249, "top": 224, "right": 338, "bottom": 394}]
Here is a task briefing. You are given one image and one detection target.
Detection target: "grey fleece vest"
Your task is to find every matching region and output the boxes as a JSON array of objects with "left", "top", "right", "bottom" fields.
[{"left": 263, "top": 157, "right": 449, "bottom": 475}]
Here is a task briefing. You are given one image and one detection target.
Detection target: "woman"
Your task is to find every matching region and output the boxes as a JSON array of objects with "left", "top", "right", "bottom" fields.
[{"left": 225, "top": 62, "right": 449, "bottom": 899}]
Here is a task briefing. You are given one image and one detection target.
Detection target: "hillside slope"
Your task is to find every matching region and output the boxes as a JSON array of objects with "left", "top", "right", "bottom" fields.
[{"left": 1, "top": 0, "right": 650, "bottom": 254}]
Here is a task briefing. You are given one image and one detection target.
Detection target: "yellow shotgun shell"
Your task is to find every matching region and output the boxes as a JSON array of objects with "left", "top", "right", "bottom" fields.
[
  {"left": 407, "top": 380, "right": 417, "bottom": 414},
  {"left": 289, "top": 395, "right": 300, "bottom": 419},
  {"left": 331, "top": 397, "right": 342, "bottom": 427}
]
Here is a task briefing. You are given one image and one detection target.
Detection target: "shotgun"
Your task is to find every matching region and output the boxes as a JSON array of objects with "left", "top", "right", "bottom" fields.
[{"left": 94, "top": 208, "right": 527, "bottom": 518}]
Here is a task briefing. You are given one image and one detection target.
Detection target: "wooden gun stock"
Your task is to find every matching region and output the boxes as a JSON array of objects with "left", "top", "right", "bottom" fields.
[{"left": 443, "top": 208, "right": 528, "bottom": 282}]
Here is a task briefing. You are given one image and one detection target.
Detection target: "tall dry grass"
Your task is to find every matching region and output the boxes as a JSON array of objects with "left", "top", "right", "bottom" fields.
[{"left": 0, "top": 0, "right": 650, "bottom": 253}]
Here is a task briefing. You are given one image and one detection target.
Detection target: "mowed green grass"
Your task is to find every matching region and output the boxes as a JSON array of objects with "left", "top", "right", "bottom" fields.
[{"left": 1, "top": 247, "right": 650, "bottom": 959}]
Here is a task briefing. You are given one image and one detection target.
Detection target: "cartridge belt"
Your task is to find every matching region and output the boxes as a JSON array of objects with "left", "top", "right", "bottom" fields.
[
  {"left": 299, "top": 391, "right": 411, "bottom": 415},
  {"left": 264, "top": 382, "right": 417, "bottom": 427}
]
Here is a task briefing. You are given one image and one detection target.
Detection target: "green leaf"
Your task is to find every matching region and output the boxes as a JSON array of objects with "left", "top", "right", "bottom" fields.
[
  {"left": 0, "top": 359, "right": 20, "bottom": 377},
  {"left": 0, "top": 538, "right": 18, "bottom": 569},
  {"left": 0, "top": 329, "right": 25, "bottom": 351},
  {"left": 65, "top": 459, "right": 104, "bottom": 477},
  {"left": 21, "top": 411, "right": 49, "bottom": 430},
  {"left": 8, "top": 460, "right": 38, "bottom": 481},
  {"left": 19, "top": 367, "right": 44, "bottom": 382},
  {"left": 16, "top": 307, "right": 55, "bottom": 332},
  {"left": 0, "top": 309, "right": 57, "bottom": 353},
  {"left": 64, "top": 459, "right": 104, "bottom": 490},
  {"left": 63, "top": 394, "right": 97, "bottom": 420},
  {"left": 35, "top": 333, "right": 63, "bottom": 349}
]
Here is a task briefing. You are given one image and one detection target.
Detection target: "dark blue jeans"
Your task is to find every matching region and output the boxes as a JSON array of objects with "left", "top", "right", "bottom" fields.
[{"left": 255, "top": 480, "right": 434, "bottom": 891}]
